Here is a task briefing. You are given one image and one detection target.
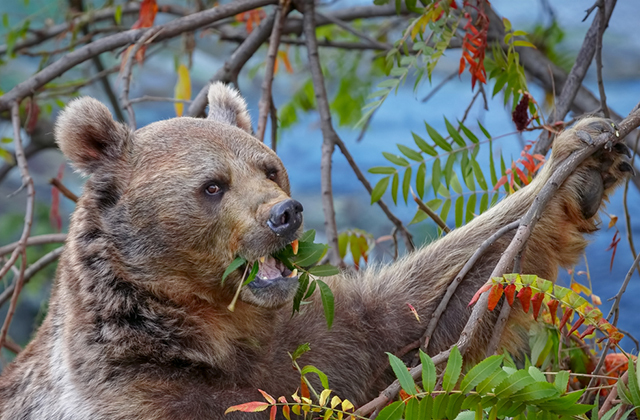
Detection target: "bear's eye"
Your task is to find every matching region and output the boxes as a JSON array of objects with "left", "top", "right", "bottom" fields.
[
  {"left": 205, "top": 183, "right": 222, "bottom": 195},
  {"left": 266, "top": 170, "right": 278, "bottom": 182}
]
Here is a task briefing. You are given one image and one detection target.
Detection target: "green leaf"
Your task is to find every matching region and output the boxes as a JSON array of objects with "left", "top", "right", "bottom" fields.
[
  {"left": 413, "top": 132, "right": 437, "bottom": 156},
  {"left": 409, "top": 209, "right": 428, "bottom": 225},
  {"left": 553, "top": 371, "right": 570, "bottom": 393},
  {"left": 618, "top": 380, "right": 634, "bottom": 405},
  {"left": 471, "top": 160, "right": 487, "bottom": 190},
  {"left": 445, "top": 117, "right": 465, "bottom": 147},
  {"left": 432, "top": 158, "right": 442, "bottom": 196},
  {"left": 387, "top": 352, "right": 416, "bottom": 395},
  {"left": 383, "top": 151, "right": 410, "bottom": 167},
  {"left": 513, "top": 40, "right": 536, "bottom": 48},
  {"left": 494, "top": 370, "right": 536, "bottom": 399},
  {"left": 450, "top": 172, "right": 462, "bottom": 194},
  {"left": 300, "top": 365, "right": 330, "bottom": 389},
  {"left": 419, "top": 396, "right": 433, "bottom": 419},
  {"left": 404, "top": 397, "right": 420, "bottom": 420},
  {"left": 2, "top": 13, "right": 8, "bottom": 28},
  {"left": 376, "top": 401, "right": 404, "bottom": 420},
  {"left": 440, "top": 199, "right": 451, "bottom": 224},
  {"left": 453, "top": 411, "right": 476, "bottom": 420},
  {"left": 290, "top": 342, "right": 310, "bottom": 361},
  {"left": 425, "top": 122, "right": 452, "bottom": 152},
  {"left": 433, "top": 394, "right": 449, "bottom": 419},
  {"left": 369, "top": 166, "right": 397, "bottom": 174},
  {"left": 459, "top": 122, "right": 479, "bottom": 144},
  {"left": 299, "top": 229, "right": 316, "bottom": 243},
  {"left": 479, "top": 193, "right": 488, "bottom": 214},
  {"left": 0, "top": 137, "right": 12, "bottom": 143},
  {"left": 316, "top": 280, "right": 334, "bottom": 329},
  {"left": 371, "top": 176, "right": 390, "bottom": 204},
  {"left": 510, "top": 382, "right": 559, "bottom": 402},
  {"left": 446, "top": 393, "right": 465, "bottom": 420},
  {"left": 443, "top": 346, "right": 463, "bottom": 392},
  {"left": 420, "top": 350, "right": 436, "bottom": 393},
  {"left": 444, "top": 154, "right": 456, "bottom": 188},
  {"left": 460, "top": 355, "right": 503, "bottom": 394},
  {"left": 416, "top": 162, "right": 426, "bottom": 199},
  {"left": 294, "top": 242, "right": 328, "bottom": 267},
  {"left": 114, "top": 5, "right": 123, "bottom": 25},
  {"left": 455, "top": 196, "right": 464, "bottom": 228},
  {"left": 221, "top": 257, "right": 247, "bottom": 285},
  {"left": 465, "top": 194, "right": 476, "bottom": 224},
  {"left": 308, "top": 264, "right": 340, "bottom": 277},
  {"left": 242, "top": 261, "right": 260, "bottom": 285},
  {"left": 476, "top": 369, "right": 508, "bottom": 395},
  {"left": 391, "top": 172, "right": 399, "bottom": 205},
  {"left": 398, "top": 144, "right": 423, "bottom": 161},
  {"left": 0, "top": 148, "right": 15, "bottom": 164},
  {"left": 626, "top": 358, "right": 640, "bottom": 406},
  {"left": 403, "top": 167, "right": 412, "bottom": 204}
]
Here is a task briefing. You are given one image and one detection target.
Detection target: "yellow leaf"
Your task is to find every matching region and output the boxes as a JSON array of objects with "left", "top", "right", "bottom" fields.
[
  {"left": 323, "top": 409, "right": 334, "bottom": 420},
  {"left": 258, "top": 389, "right": 276, "bottom": 404},
  {"left": 609, "top": 215, "right": 618, "bottom": 229},
  {"left": 319, "top": 389, "right": 331, "bottom": 407},
  {"left": 591, "top": 294, "right": 602, "bottom": 305},
  {"left": 330, "top": 395, "right": 341, "bottom": 409},
  {"left": 341, "top": 399, "right": 354, "bottom": 412},
  {"left": 174, "top": 64, "right": 191, "bottom": 117},
  {"left": 292, "top": 405, "right": 301, "bottom": 415},
  {"left": 570, "top": 282, "right": 591, "bottom": 296}
]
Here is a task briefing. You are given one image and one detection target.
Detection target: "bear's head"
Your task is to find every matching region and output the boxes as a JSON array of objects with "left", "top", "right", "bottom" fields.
[{"left": 54, "top": 83, "right": 303, "bottom": 309}]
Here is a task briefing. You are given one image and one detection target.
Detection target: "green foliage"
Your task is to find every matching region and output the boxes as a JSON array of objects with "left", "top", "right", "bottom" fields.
[{"left": 368, "top": 118, "right": 501, "bottom": 229}]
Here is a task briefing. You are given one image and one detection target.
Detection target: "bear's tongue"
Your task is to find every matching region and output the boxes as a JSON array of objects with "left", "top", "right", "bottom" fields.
[{"left": 257, "top": 256, "right": 290, "bottom": 281}]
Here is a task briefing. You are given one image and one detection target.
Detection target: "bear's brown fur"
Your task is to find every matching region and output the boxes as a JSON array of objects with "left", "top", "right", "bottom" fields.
[{"left": 0, "top": 83, "right": 631, "bottom": 419}]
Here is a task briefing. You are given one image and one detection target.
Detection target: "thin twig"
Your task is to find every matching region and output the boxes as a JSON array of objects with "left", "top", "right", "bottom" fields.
[
  {"left": 422, "top": 220, "right": 519, "bottom": 352},
  {"left": 50, "top": 178, "right": 78, "bottom": 203},
  {"left": 315, "top": 11, "right": 392, "bottom": 50},
  {"left": 0, "top": 247, "right": 65, "bottom": 307},
  {"left": 256, "top": 0, "right": 291, "bottom": 142},
  {"left": 270, "top": 102, "right": 278, "bottom": 152},
  {"left": 421, "top": 70, "right": 457, "bottom": 103},
  {"left": 129, "top": 96, "right": 192, "bottom": 105},
  {"left": 120, "top": 27, "right": 162, "bottom": 129},
  {"left": 0, "top": 234, "right": 67, "bottom": 258},
  {"left": 595, "top": 0, "right": 609, "bottom": 118},
  {"left": 300, "top": 0, "right": 342, "bottom": 266},
  {"left": 0, "top": 103, "right": 35, "bottom": 351},
  {"left": 411, "top": 191, "right": 451, "bottom": 233}
]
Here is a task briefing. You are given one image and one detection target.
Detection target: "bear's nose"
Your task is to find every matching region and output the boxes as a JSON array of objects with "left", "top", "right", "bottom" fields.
[{"left": 267, "top": 199, "right": 303, "bottom": 238}]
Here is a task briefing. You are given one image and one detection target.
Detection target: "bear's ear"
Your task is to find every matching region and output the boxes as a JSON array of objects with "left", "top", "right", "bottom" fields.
[
  {"left": 55, "top": 97, "right": 130, "bottom": 176},
  {"left": 206, "top": 82, "right": 252, "bottom": 134}
]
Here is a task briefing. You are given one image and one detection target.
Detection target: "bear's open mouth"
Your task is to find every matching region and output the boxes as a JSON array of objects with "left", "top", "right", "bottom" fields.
[{"left": 248, "top": 255, "right": 297, "bottom": 288}]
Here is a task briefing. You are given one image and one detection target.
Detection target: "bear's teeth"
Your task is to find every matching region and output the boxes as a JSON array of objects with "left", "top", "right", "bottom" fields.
[
  {"left": 287, "top": 269, "right": 298, "bottom": 278},
  {"left": 259, "top": 256, "right": 266, "bottom": 263}
]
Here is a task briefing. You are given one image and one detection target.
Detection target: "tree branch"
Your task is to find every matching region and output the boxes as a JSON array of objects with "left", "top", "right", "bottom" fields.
[
  {"left": 0, "top": 0, "right": 276, "bottom": 112},
  {"left": 256, "top": 0, "right": 291, "bottom": 142}
]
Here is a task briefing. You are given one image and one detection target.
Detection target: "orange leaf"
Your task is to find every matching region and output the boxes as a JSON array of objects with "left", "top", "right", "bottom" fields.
[
  {"left": 469, "top": 283, "right": 491, "bottom": 306},
  {"left": 458, "top": 57, "right": 466, "bottom": 75},
  {"left": 487, "top": 284, "right": 504, "bottom": 311},
  {"left": 270, "top": 405, "right": 277, "bottom": 420},
  {"left": 531, "top": 292, "right": 544, "bottom": 320},
  {"left": 278, "top": 50, "right": 293, "bottom": 74},
  {"left": 517, "top": 286, "right": 532, "bottom": 313},
  {"left": 547, "top": 299, "right": 559, "bottom": 325},
  {"left": 279, "top": 397, "right": 291, "bottom": 420},
  {"left": 558, "top": 308, "right": 573, "bottom": 331},
  {"left": 300, "top": 379, "right": 310, "bottom": 400},
  {"left": 515, "top": 167, "right": 528, "bottom": 185},
  {"left": 131, "top": 0, "right": 158, "bottom": 29},
  {"left": 493, "top": 175, "right": 508, "bottom": 191},
  {"left": 504, "top": 284, "right": 516, "bottom": 306},
  {"left": 225, "top": 402, "right": 270, "bottom": 413}
]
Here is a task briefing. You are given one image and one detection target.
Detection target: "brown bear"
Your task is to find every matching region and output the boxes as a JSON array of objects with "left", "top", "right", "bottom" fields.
[{"left": 0, "top": 83, "right": 631, "bottom": 419}]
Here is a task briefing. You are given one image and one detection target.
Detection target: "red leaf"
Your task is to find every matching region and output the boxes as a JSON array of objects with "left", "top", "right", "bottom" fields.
[
  {"left": 50, "top": 164, "right": 65, "bottom": 232},
  {"left": 487, "top": 284, "right": 504, "bottom": 311},
  {"left": 517, "top": 286, "right": 532, "bottom": 313},
  {"left": 531, "top": 292, "right": 545, "bottom": 320},
  {"left": 469, "top": 283, "right": 491, "bottom": 306},
  {"left": 25, "top": 99, "right": 40, "bottom": 134},
  {"left": 225, "top": 402, "right": 270, "bottom": 413},
  {"left": 270, "top": 405, "right": 277, "bottom": 420},
  {"left": 579, "top": 325, "right": 596, "bottom": 339},
  {"left": 568, "top": 316, "right": 585, "bottom": 336},
  {"left": 515, "top": 167, "right": 528, "bottom": 185},
  {"left": 504, "top": 284, "right": 516, "bottom": 306},
  {"left": 558, "top": 308, "right": 573, "bottom": 331},
  {"left": 606, "top": 231, "right": 621, "bottom": 272},
  {"left": 458, "top": 57, "right": 466, "bottom": 76},
  {"left": 493, "top": 175, "right": 508, "bottom": 191},
  {"left": 300, "top": 379, "right": 310, "bottom": 400},
  {"left": 547, "top": 299, "right": 559, "bottom": 325},
  {"left": 279, "top": 397, "right": 290, "bottom": 420}
]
